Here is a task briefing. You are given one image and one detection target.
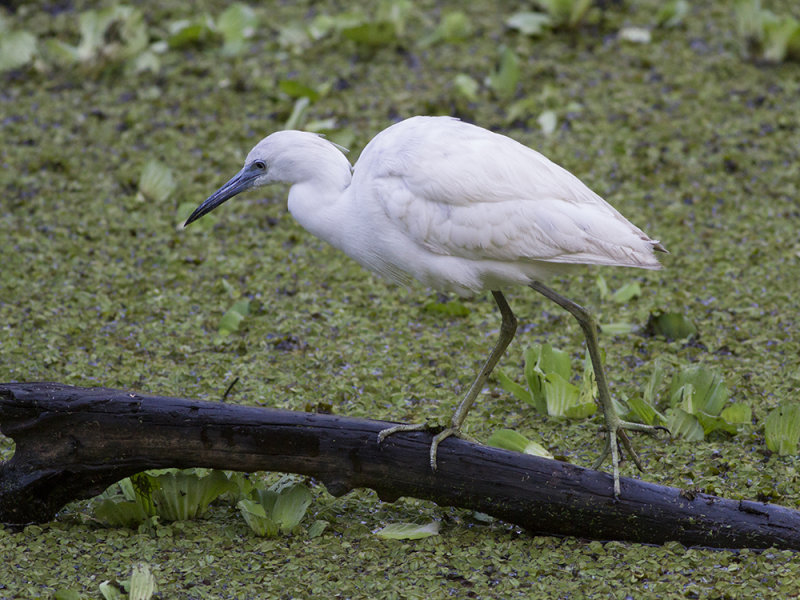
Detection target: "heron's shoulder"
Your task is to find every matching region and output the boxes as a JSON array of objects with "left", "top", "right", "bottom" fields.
[{"left": 356, "top": 117, "right": 514, "bottom": 176}]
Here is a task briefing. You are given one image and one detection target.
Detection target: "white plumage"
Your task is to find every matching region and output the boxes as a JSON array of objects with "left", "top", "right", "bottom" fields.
[{"left": 186, "top": 116, "right": 667, "bottom": 497}]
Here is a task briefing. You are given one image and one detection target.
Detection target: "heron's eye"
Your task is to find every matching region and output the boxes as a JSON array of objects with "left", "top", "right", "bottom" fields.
[{"left": 253, "top": 160, "right": 266, "bottom": 171}]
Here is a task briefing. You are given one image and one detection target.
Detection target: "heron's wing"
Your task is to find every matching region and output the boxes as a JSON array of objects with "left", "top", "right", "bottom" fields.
[{"left": 358, "top": 119, "right": 661, "bottom": 268}]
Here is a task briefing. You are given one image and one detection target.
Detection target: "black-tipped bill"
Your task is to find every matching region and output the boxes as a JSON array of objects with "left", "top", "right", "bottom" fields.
[{"left": 184, "top": 168, "right": 257, "bottom": 227}]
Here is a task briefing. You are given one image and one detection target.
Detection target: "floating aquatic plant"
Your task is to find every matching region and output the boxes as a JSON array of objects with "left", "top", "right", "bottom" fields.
[
  {"left": 764, "top": 403, "right": 800, "bottom": 455},
  {"left": 237, "top": 477, "right": 313, "bottom": 537},
  {"left": 487, "top": 428, "right": 554, "bottom": 458},
  {"left": 374, "top": 521, "right": 440, "bottom": 540},
  {"left": 94, "top": 469, "right": 236, "bottom": 527},
  {"left": 497, "top": 343, "right": 597, "bottom": 419},
  {"left": 626, "top": 363, "right": 751, "bottom": 441},
  {"left": 735, "top": 0, "right": 800, "bottom": 63}
]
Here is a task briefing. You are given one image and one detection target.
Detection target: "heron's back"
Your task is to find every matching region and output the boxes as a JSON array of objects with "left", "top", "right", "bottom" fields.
[{"left": 344, "top": 117, "right": 662, "bottom": 294}]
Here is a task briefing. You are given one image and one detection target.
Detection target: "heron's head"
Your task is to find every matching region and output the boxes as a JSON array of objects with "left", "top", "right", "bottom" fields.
[{"left": 184, "top": 131, "right": 350, "bottom": 227}]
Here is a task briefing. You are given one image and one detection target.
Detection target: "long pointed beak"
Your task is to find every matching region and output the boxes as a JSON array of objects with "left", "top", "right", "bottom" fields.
[{"left": 184, "top": 168, "right": 256, "bottom": 227}]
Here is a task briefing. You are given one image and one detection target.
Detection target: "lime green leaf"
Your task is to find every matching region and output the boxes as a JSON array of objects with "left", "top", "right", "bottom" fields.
[
  {"left": 341, "top": 21, "right": 397, "bottom": 46},
  {"left": 666, "top": 407, "right": 705, "bottom": 441},
  {"left": 524, "top": 343, "right": 571, "bottom": 414},
  {"left": 720, "top": 403, "right": 751, "bottom": 426},
  {"left": 308, "top": 519, "right": 329, "bottom": 539},
  {"left": 168, "top": 16, "right": 217, "bottom": 49},
  {"left": 487, "top": 46, "right": 520, "bottom": 100},
  {"left": 571, "top": 352, "right": 598, "bottom": 419},
  {"left": 238, "top": 498, "right": 279, "bottom": 537},
  {"left": 128, "top": 473, "right": 158, "bottom": 516},
  {"left": 94, "top": 499, "right": 150, "bottom": 528},
  {"left": 626, "top": 394, "right": 664, "bottom": 426},
  {"left": 539, "top": 0, "right": 592, "bottom": 28},
  {"left": 53, "top": 590, "right": 81, "bottom": 600},
  {"left": 377, "top": 0, "right": 413, "bottom": 36},
  {"left": 627, "top": 362, "right": 666, "bottom": 425},
  {"left": 564, "top": 400, "right": 597, "bottom": 419},
  {"left": 218, "top": 299, "right": 250, "bottom": 337},
  {"left": 765, "top": 404, "right": 800, "bottom": 455},
  {"left": 99, "top": 580, "right": 125, "bottom": 600},
  {"left": 438, "top": 11, "right": 473, "bottom": 41},
  {"left": 218, "top": 3, "right": 258, "bottom": 55},
  {"left": 694, "top": 403, "right": 750, "bottom": 436},
  {"left": 129, "top": 564, "right": 157, "bottom": 600},
  {"left": 314, "top": 12, "right": 364, "bottom": 37},
  {"left": 671, "top": 382, "right": 696, "bottom": 413},
  {"left": 669, "top": 366, "right": 729, "bottom": 416},
  {"left": 278, "top": 79, "right": 321, "bottom": 102},
  {"left": 487, "top": 429, "right": 554, "bottom": 458},
  {"left": 763, "top": 16, "right": 800, "bottom": 62},
  {"left": 788, "top": 22, "right": 800, "bottom": 60},
  {"left": 240, "top": 480, "right": 312, "bottom": 536},
  {"left": 144, "top": 469, "right": 236, "bottom": 521},
  {"left": 118, "top": 477, "right": 137, "bottom": 501},
  {"left": 131, "top": 50, "right": 160, "bottom": 74},
  {"left": 453, "top": 73, "right": 480, "bottom": 102},
  {"left": 523, "top": 347, "right": 547, "bottom": 413},
  {"left": 536, "top": 343, "right": 571, "bottom": 380},
  {"left": 375, "top": 521, "right": 440, "bottom": 540},
  {"left": 278, "top": 22, "right": 313, "bottom": 53},
  {"left": 735, "top": 0, "right": 765, "bottom": 55},
  {"left": 656, "top": 0, "right": 689, "bottom": 28},
  {"left": 284, "top": 96, "right": 310, "bottom": 130},
  {"left": 538, "top": 110, "right": 558, "bottom": 136},
  {"left": 0, "top": 30, "right": 37, "bottom": 72},
  {"left": 272, "top": 483, "right": 312, "bottom": 533},
  {"left": 61, "top": 5, "right": 148, "bottom": 65},
  {"left": 645, "top": 310, "right": 698, "bottom": 340},
  {"left": 421, "top": 11, "right": 473, "bottom": 46},
  {"left": 252, "top": 487, "right": 279, "bottom": 514},
  {"left": 138, "top": 159, "right": 176, "bottom": 204},
  {"left": 496, "top": 370, "right": 533, "bottom": 407},
  {"left": 595, "top": 274, "right": 609, "bottom": 300},
  {"left": 544, "top": 372, "right": 580, "bottom": 418},
  {"left": 225, "top": 471, "right": 255, "bottom": 500},
  {"left": 42, "top": 39, "right": 80, "bottom": 65},
  {"left": 506, "top": 12, "right": 551, "bottom": 36},
  {"left": 695, "top": 412, "right": 738, "bottom": 435},
  {"left": 610, "top": 282, "right": 642, "bottom": 303}
]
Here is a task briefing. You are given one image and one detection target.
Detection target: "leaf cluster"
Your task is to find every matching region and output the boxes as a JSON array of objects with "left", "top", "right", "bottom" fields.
[
  {"left": 627, "top": 363, "right": 751, "bottom": 441},
  {"left": 497, "top": 343, "right": 598, "bottom": 420},
  {"left": 735, "top": 0, "right": 800, "bottom": 63}
]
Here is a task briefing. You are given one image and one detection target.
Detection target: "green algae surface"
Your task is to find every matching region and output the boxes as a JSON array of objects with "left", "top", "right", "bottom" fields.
[{"left": 2, "top": 0, "right": 800, "bottom": 597}]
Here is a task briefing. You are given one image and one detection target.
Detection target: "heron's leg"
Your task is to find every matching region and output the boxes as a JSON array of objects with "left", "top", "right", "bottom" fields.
[
  {"left": 378, "top": 290, "right": 518, "bottom": 470},
  {"left": 528, "top": 280, "right": 664, "bottom": 498}
]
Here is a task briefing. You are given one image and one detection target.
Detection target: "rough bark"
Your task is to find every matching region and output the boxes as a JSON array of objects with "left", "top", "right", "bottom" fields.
[{"left": 1, "top": 382, "right": 798, "bottom": 549}]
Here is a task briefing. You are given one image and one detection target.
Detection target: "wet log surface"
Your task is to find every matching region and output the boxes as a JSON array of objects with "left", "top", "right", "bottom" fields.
[{"left": 1, "top": 382, "right": 799, "bottom": 549}]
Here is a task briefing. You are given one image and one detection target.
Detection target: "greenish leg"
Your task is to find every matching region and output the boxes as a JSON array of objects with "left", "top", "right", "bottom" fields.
[
  {"left": 377, "top": 290, "right": 518, "bottom": 469},
  {"left": 528, "top": 280, "right": 664, "bottom": 498}
]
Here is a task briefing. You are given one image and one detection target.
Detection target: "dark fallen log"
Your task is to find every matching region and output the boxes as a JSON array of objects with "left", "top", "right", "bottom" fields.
[{"left": 0, "top": 382, "right": 798, "bottom": 549}]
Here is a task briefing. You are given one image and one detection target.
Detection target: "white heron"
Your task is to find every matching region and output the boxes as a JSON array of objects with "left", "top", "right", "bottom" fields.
[{"left": 185, "top": 116, "right": 667, "bottom": 496}]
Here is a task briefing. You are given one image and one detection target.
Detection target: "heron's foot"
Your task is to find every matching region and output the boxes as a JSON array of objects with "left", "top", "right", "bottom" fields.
[
  {"left": 427, "top": 426, "right": 479, "bottom": 470},
  {"left": 592, "top": 418, "right": 670, "bottom": 498},
  {"left": 377, "top": 423, "right": 475, "bottom": 471},
  {"left": 377, "top": 422, "right": 430, "bottom": 444}
]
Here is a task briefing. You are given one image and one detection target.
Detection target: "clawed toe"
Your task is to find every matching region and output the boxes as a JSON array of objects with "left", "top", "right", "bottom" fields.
[
  {"left": 593, "top": 418, "right": 669, "bottom": 497},
  {"left": 376, "top": 422, "right": 430, "bottom": 444},
  {"left": 378, "top": 423, "right": 471, "bottom": 471}
]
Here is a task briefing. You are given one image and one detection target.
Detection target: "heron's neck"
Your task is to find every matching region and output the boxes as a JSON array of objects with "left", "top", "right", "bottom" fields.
[{"left": 286, "top": 161, "right": 357, "bottom": 251}]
